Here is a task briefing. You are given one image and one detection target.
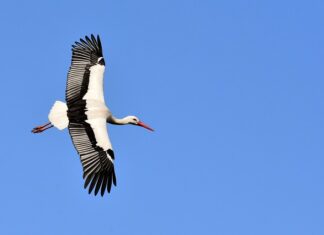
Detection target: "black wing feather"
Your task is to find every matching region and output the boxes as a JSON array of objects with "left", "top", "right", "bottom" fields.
[
  {"left": 68, "top": 122, "right": 117, "bottom": 196},
  {"left": 94, "top": 174, "right": 104, "bottom": 196},
  {"left": 65, "top": 34, "right": 104, "bottom": 107}
]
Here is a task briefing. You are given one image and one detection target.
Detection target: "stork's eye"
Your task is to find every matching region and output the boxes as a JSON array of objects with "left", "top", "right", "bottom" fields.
[{"left": 133, "top": 118, "right": 137, "bottom": 121}]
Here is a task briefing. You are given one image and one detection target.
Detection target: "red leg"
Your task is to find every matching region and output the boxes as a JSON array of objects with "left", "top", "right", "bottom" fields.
[
  {"left": 32, "top": 122, "right": 53, "bottom": 134},
  {"left": 35, "top": 122, "right": 51, "bottom": 129}
]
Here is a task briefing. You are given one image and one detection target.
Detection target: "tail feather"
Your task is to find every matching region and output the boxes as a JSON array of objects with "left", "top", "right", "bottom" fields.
[{"left": 48, "top": 101, "right": 68, "bottom": 130}]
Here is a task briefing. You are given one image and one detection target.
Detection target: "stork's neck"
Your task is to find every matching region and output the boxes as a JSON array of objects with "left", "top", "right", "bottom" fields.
[{"left": 108, "top": 116, "right": 129, "bottom": 125}]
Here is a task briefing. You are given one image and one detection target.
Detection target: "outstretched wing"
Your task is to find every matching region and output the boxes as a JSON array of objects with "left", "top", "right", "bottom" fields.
[
  {"left": 65, "top": 34, "right": 105, "bottom": 107},
  {"left": 69, "top": 121, "right": 117, "bottom": 196},
  {"left": 66, "top": 35, "right": 116, "bottom": 196}
]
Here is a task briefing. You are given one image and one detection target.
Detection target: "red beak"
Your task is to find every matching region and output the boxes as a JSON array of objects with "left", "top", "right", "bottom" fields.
[{"left": 137, "top": 121, "right": 154, "bottom": 132}]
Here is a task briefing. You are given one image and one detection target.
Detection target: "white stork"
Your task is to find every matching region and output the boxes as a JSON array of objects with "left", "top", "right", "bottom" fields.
[{"left": 32, "top": 35, "right": 153, "bottom": 196}]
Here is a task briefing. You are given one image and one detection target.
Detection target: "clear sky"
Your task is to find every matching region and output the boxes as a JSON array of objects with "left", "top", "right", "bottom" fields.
[{"left": 0, "top": 0, "right": 323, "bottom": 234}]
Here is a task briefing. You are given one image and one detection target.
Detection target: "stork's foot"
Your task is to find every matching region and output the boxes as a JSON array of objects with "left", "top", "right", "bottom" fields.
[{"left": 32, "top": 123, "right": 53, "bottom": 134}]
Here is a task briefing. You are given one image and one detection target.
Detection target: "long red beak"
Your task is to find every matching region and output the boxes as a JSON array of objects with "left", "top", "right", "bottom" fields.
[{"left": 137, "top": 121, "right": 154, "bottom": 131}]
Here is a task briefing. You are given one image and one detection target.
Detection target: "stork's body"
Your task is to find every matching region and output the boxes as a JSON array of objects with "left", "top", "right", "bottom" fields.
[{"left": 32, "top": 35, "right": 153, "bottom": 196}]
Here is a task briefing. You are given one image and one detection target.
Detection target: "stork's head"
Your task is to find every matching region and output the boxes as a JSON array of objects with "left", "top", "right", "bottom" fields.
[{"left": 126, "top": 116, "right": 154, "bottom": 131}]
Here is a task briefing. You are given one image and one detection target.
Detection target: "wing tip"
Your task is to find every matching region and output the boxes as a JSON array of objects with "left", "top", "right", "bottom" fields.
[
  {"left": 71, "top": 34, "right": 103, "bottom": 57},
  {"left": 84, "top": 166, "right": 117, "bottom": 197}
]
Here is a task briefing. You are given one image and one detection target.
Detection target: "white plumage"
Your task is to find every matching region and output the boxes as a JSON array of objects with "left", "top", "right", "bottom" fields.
[{"left": 48, "top": 101, "right": 68, "bottom": 130}]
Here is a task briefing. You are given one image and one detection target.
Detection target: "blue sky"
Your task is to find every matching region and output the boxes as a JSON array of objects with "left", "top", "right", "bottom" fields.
[{"left": 0, "top": 0, "right": 323, "bottom": 234}]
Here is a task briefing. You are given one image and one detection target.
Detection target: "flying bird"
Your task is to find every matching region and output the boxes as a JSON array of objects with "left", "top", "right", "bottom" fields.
[{"left": 32, "top": 34, "right": 153, "bottom": 196}]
